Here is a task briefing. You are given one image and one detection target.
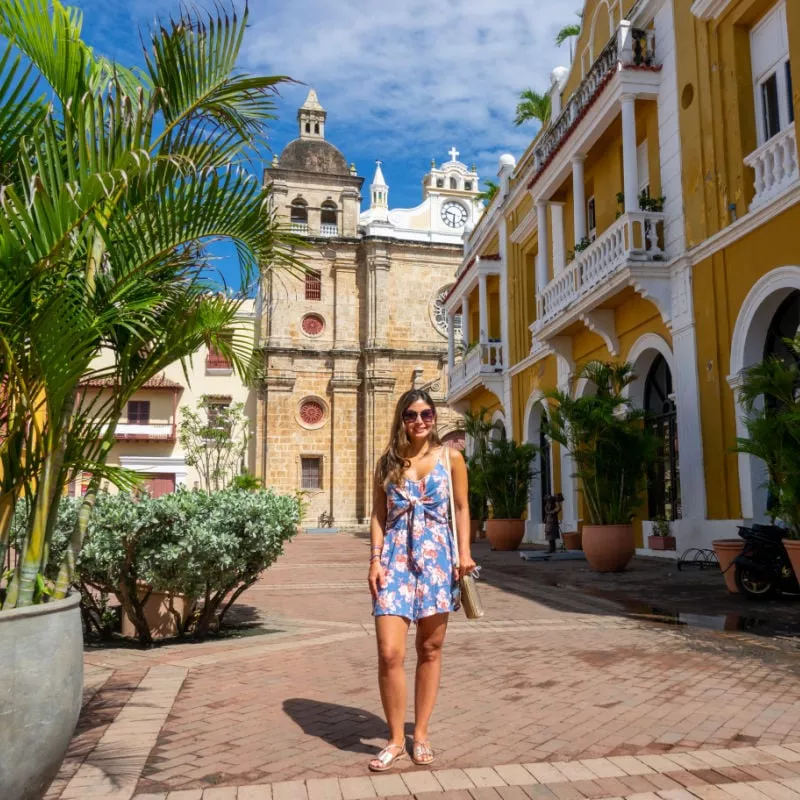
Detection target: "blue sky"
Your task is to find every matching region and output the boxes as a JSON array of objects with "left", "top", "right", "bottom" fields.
[{"left": 69, "top": 0, "right": 572, "bottom": 288}]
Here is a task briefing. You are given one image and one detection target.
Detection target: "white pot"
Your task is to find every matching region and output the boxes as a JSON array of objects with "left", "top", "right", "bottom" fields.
[{"left": 0, "top": 594, "right": 83, "bottom": 799}]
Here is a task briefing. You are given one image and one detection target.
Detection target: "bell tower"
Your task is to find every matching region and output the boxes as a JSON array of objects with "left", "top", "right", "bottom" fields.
[{"left": 298, "top": 88, "right": 326, "bottom": 140}]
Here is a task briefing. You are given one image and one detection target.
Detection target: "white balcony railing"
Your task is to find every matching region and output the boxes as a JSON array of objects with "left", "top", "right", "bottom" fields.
[
  {"left": 290, "top": 221, "right": 309, "bottom": 234},
  {"left": 537, "top": 211, "right": 665, "bottom": 325},
  {"left": 115, "top": 423, "right": 176, "bottom": 441},
  {"left": 320, "top": 223, "right": 338, "bottom": 237},
  {"left": 531, "top": 23, "right": 656, "bottom": 176},
  {"left": 744, "top": 123, "right": 799, "bottom": 210},
  {"left": 449, "top": 341, "right": 503, "bottom": 395}
]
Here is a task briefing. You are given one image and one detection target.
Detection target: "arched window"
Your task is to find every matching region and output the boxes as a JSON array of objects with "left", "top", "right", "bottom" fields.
[
  {"left": 449, "top": 177, "right": 458, "bottom": 190},
  {"left": 320, "top": 201, "right": 338, "bottom": 235},
  {"left": 464, "top": 181, "right": 473, "bottom": 191},
  {"left": 314, "top": 123, "right": 320, "bottom": 134},
  {"left": 645, "top": 354, "right": 681, "bottom": 521},
  {"left": 305, "top": 122, "right": 310, "bottom": 134},
  {"left": 436, "top": 178, "right": 445, "bottom": 188},
  {"left": 290, "top": 199, "right": 308, "bottom": 228}
]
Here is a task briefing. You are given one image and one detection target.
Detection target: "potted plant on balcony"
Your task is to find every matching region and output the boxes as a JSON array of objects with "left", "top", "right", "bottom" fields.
[
  {"left": 648, "top": 517, "right": 676, "bottom": 551},
  {"left": 545, "top": 361, "right": 658, "bottom": 572},
  {"left": 483, "top": 438, "right": 538, "bottom": 551},
  {"left": 732, "top": 340, "right": 800, "bottom": 583}
]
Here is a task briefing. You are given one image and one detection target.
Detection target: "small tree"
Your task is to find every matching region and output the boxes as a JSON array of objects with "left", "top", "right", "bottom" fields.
[
  {"left": 179, "top": 397, "right": 250, "bottom": 492},
  {"left": 514, "top": 88, "right": 552, "bottom": 127}
]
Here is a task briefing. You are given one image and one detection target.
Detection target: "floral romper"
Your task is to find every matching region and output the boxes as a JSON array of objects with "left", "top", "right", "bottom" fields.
[{"left": 374, "top": 452, "right": 459, "bottom": 621}]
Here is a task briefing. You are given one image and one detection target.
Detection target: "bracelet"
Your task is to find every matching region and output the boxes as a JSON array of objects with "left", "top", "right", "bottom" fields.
[
  {"left": 370, "top": 546, "right": 382, "bottom": 553},
  {"left": 369, "top": 554, "right": 381, "bottom": 563}
]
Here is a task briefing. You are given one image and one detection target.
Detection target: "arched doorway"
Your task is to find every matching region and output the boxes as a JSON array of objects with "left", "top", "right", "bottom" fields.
[
  {"left": 644, "top": 354, "right": 681, "bottom": 521},
  {"left": 441, "top": 430, "right": 466, "bottom": 451},
  {"left": 764, "top": 290, "right": 800, "bottom": 366},
  {"left": 729, "top": 269, "right": 800, "bottom": 519},
  {"left": 525, "top": 402, "right": 553, "bottom": 532}
]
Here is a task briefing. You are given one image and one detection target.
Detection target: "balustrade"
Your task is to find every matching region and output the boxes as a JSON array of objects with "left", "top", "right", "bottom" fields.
[
  {"left": 744, "top": 124, "right": 799, "bottom": 210},
  {"left": 537, "top": 211, "right": 664, "bottom": 324}
]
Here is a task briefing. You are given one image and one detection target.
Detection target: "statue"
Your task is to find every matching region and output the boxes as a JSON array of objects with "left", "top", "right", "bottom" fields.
[{"left": 543, "top": 493, "right": 564, "bottom": 553}]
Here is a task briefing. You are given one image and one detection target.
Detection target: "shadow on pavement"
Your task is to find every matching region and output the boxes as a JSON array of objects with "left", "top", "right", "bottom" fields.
[{"left": 283, "top": 698, "right": 408, "bottom": 754}]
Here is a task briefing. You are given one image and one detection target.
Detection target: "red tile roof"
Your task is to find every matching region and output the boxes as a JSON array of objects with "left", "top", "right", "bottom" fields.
[{"left": 81, "top": 373, "right": 183, "bottom": 391}]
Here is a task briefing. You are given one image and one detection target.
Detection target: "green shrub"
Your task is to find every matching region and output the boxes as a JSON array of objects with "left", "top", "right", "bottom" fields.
[{"left": 23, "top": 488, "right": 300, "bottom": 645}]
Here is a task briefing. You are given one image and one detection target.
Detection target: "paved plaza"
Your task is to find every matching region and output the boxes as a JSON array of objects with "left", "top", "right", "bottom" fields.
[{"left": 47, "top": 533, "right": 800, "bottom": 800}]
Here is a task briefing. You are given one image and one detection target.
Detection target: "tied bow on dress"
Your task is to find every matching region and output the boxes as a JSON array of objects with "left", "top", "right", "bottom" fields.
[{"left": 386, "top": 487, "right": 449, "bottom": 573}]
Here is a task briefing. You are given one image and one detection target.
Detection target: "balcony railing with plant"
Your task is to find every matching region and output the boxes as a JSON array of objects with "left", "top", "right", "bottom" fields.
[
  {"left": 449, "top": 341, "right": 503, "bottom": 395},
  {"left": 530, "top": 22, "right": 656, "bottom": 179},
  {"left": 537, "top": 210, "right": 665, "bottom": 325}
]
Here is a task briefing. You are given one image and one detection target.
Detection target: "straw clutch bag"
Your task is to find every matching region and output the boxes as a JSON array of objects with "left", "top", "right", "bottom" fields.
[{"left": 444, "top": 448, "right": 484, "bottom": 620}]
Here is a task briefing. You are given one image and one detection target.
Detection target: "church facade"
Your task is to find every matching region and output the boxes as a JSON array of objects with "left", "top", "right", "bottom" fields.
[{"left": 254, "top": 90, "right": 481, "bottom": 527}]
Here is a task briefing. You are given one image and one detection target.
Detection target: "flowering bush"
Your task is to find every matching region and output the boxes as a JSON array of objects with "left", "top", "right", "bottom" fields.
[{"left": 18, "top": 488, "right": 301, "bottom": 645}]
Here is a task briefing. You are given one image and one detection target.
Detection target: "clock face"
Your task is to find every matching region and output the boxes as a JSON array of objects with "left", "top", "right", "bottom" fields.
[{"left": 441, "top": 201, "right": 468, "bottom": 228}]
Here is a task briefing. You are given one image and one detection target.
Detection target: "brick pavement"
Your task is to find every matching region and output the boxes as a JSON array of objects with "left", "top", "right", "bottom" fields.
[{"left": 48, "top": 533, "right": 800, "bottom": 800}]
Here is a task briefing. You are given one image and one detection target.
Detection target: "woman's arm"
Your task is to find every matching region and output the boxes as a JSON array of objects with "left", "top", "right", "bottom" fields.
[
  {"left": 368, "top": 464, "right": 388, "bottom": 599},
  {"left": 450, "top": 448, "right": 476, "bottom": 576}
]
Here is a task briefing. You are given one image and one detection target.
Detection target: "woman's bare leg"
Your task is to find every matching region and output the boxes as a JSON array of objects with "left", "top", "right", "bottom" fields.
[
  {"left": 374, "top": 615, "right": 410, "bottom": 749},
  {"left": 413, "top": 613, "right": 448, "bottom": 745}
]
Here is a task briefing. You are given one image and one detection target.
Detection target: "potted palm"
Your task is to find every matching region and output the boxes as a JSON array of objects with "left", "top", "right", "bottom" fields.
[
  {"left": 466, "top": 456, "right": 487, "bottom": 541},
  {"left": 483, "top": 438, "right": 538, "bottom": 551},
  {"left": 545, "top": 362, "right": 658, "bottom": 572},
  {"left": 0, "top": 3, "right": 293, "bottom": 797},
  {"left": 733, "top": 342, "right": 800, "bottom": 582},
  {"left": 461, "top": 409, "right": 495, "bottom": 540}
]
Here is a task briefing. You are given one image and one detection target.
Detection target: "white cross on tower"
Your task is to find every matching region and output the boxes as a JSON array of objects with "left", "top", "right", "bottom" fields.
[{"left": 448, "top": 146, "right": 460, "bottom": 162}]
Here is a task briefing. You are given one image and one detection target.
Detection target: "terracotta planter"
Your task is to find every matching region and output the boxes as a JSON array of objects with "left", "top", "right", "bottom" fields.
[
  {"left": 712, "top": 539, "right": 745, "bottom": 594},
  {"left": 469, "top": 520, "right": 479, "bottom": 543},
  {"left": 582, "top": 524, "right": 635, "bottom": 572},
  {"left": 121, "top": 588, "right": 195, "bottom": 640},
  {"left": 486, "top": 519, "right": 525, "bottom": 551},
  {"left": 648, "top": 535, "right": 676, "bottom": 551},
  {"left": 562, "top": 531, "right": 582, "bottom": 551},
  {"left": 783, "top": 539, "right": 800, "bottom": 581}
]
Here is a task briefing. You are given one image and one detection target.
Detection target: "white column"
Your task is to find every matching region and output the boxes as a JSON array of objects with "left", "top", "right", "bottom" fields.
[
  {"left": 478, "top": 274, "right": 489, "bottom": 344},
  {"left": 536, "top": 199, "right": 550, "bottom": 292},
  {"left": 461, "top": 297, "right": 470, "bottom": 344},
  {"left": 572, "top": 155, "right": 587, "bottom": 243},
  {"left": 447, "top": 314, "right": 455, "bottom": 371},
  {"left": 621, "top": 94, "right": 640, "bottom": 214},
  {"left": 551, "top": 202, "right": 566, "bottom": 273}
]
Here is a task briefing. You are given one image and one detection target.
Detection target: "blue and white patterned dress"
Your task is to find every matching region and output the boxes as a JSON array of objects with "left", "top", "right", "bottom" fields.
[{"left": 374, "top": 453, "right": 459, "bottom": 621}]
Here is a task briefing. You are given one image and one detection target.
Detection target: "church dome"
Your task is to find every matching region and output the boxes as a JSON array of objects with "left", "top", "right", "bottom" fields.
[{"left": 278, "top": 138, "right": 350, "bottom": 175}]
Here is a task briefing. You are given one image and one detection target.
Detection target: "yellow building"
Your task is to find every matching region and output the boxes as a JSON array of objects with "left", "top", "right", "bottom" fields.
[
  {"left": 74, "top": 301, "right": 258, "bottom": 496},
  {"left": 446, "top": 0, "right": 800, "bottom": 553}
]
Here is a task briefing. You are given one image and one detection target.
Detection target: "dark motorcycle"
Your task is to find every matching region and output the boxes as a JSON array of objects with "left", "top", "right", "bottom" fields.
[{"left": 733, "top": 523, "right": 800, "bottom": 599}]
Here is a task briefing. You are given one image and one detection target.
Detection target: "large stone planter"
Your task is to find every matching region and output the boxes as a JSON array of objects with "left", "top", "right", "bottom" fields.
[
  {"left": 486, "top": 519, "right": 525, "bottom": 551},
  {"left": 0, "top": 594, "right": 83, "bottom": 800},
  {"left": 712, "top": 539, "right": 745, "bottom": 594},
  {"left": 582, "top": 524, "right": 635, "bottom": 572}
]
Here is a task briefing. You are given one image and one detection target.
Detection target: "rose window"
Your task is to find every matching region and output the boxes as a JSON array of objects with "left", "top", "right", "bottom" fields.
[
  {"left": 299, "top": 399, "right": 326, "bottom": 426},
  {"left": 302, "top": 314, "right": 325, "bottom": 336}
]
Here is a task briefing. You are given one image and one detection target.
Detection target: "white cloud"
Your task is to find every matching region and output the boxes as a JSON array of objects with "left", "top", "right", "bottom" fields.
[{"left": 241, "top": 0, "right": 574, "bottom": 186}]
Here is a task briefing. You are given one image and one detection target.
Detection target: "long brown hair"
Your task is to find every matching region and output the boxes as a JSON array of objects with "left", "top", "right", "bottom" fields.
[{"left": 378, "top": 390, "right": 441, "bottom": 488}]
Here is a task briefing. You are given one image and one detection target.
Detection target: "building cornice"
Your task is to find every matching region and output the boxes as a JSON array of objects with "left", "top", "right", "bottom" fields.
[
  {"left": 689, "top": 185, "right": 800, "bottom": 266},
  {"left": 690, "top": 0, "right": 734, "bottom": 21}
]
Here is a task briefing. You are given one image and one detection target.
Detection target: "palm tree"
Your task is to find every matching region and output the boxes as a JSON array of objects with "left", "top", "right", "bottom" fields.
[
  {"left": 556, "top": 12, "right": 583, "bottom": 63},
  {"left": 514, "top": 88, "right": 552, "bottom": 127},
  {"left": 0, "top": 0, "right": 298, "bottom": 609},
  {"left": 478, "top": 180, "right": 499, "bottom": 203}
]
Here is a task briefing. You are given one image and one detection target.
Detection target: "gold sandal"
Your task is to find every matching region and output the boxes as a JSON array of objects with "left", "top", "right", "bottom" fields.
[
  {"left": 369, "top": 742, "right": 408, "bottom": 772},
  {"left": 412, "top": 740, "right": 435, "bottom": 766}
]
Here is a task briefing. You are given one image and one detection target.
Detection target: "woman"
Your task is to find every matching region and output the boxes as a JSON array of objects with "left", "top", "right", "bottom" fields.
[{"left": 367, "top": 389, "right": 475, "bottom": 772}]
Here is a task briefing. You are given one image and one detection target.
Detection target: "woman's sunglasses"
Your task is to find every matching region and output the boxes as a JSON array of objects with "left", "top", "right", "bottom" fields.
[{"left": 402, "top": 409, "right": 435, "bottom": 424}]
